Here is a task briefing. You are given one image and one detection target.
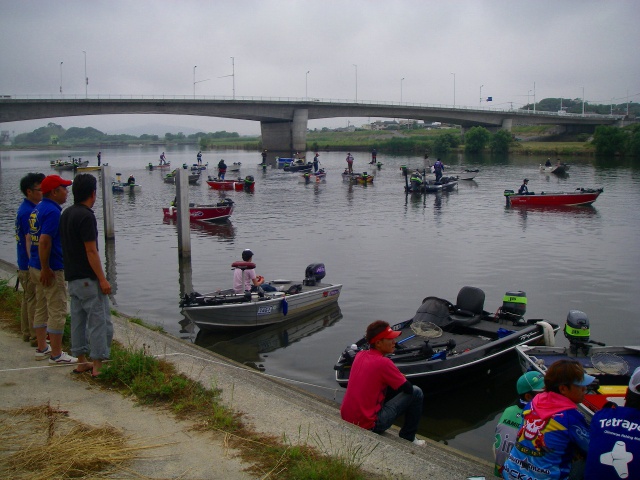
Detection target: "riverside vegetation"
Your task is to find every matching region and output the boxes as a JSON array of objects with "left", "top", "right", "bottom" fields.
[
  {"left": 0, "top": 279, "right": 380, "bottom": 479},
  {"left": 5, "top": 122, "right": 640, "bottom": 158}
]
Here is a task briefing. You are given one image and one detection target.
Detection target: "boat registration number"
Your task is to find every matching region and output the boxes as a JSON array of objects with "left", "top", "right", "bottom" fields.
[{"left": 257, "top": 306, "right": 273, "bottom": 315}]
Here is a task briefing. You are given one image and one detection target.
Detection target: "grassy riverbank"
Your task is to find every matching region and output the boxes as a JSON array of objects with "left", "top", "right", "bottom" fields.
[{"left": 0, "top": 279, "right": 377, "bottom": 479}]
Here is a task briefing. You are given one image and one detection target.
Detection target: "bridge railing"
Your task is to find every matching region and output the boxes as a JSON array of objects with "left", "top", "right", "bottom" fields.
[{"left": 0, "top": 94, "right": 624, "bottom": 120}]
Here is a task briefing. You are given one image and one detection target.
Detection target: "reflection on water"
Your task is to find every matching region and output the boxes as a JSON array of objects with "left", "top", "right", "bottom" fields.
[
  {"left": 195, "top": 305, "right": 343, "bottom": 370},
  {"left": 162, "top": 218, "right": 236, "bottom": 239}
]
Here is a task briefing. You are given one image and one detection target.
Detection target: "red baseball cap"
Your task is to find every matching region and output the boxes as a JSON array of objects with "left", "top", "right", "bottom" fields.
[
  {"left": 369, "top": 326, "right": 402, "bottom": 344},
  {"left": 41, "top": 175, "right": 72, "bottom": 194}
]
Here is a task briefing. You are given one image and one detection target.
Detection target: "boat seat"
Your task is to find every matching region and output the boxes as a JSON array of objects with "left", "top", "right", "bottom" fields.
[{"left": 448, "top": 286, "right": 486, "bottom": 328}]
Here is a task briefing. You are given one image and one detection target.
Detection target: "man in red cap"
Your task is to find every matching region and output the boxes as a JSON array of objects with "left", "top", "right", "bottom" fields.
[
  {"left": 340, "top": 320, "right": 425, "bottom": 446},
  {"left": 28, "top": 174, "right": 77, "bottom": 365}
]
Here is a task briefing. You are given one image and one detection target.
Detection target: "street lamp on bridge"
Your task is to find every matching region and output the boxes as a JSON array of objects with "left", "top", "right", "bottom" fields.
[
  {"left": 218, "top": 57, "right": 236, "bottom": 99},
  {"left": 527, "top": 90, "right": 532, "bottom": 112},
  {"left": 59, "top": 61, "right": 63, "bottom": 95},
  {"left": 83, "top": 51, "right": 88, "bottom": 98},
  {"left": 353, "top": 64, "right": 358, "bottom": 102},
  {"left": 306, "top": 70, "right": 310, "bottom": 98},
  {"left": 480, "top": 85, "right": 483, "bottom": 106},
  {"left": 193, "top": 65, "right": 210, "bottom": 98},
  {"left": 450, "top": 72, "right": 456, "bottom": 107},
  {"left": 400, "top": 78, "right": 404, "bottom": 103}
]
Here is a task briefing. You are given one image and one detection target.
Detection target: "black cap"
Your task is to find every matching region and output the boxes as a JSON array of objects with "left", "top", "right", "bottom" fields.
[
  {"left": 524, "top": 178, "right": 529, "bottom": 182},
  {"left": 242, "top": 249, "right": 253, "bottom": 261}
]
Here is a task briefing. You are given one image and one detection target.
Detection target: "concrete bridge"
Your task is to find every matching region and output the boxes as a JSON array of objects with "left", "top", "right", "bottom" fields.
[{"left": 0, "top": 95, "right": 625, "bottom": 152}]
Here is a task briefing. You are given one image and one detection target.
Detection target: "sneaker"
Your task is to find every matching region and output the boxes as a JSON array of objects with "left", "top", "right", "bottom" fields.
[
  {"left": 49, "top": 351, "right": 78, "bottom": 365},
  {"left": 35, "top": 344, "right": 52, "bottom": 360},
  {"left": 412, "top": 438, "right": 426, "bottom": 447}
]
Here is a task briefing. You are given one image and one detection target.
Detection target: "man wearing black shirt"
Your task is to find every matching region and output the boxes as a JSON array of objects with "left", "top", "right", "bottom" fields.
[{"left": 60, "top": 174, "right": 112, "bottom": 376}]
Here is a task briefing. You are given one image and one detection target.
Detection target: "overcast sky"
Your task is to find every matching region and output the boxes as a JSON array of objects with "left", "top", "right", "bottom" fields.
[{"left": 1, "top": 0, "right": 639, "bottom": 135}]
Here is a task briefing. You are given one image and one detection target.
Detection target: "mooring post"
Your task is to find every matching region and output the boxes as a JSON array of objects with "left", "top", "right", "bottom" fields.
[
  {"left": 176, "top": 169, "right": 191, "bottom": 258},
  {"left": 101, "top": 164, "right": 115, "bottom": 240}
]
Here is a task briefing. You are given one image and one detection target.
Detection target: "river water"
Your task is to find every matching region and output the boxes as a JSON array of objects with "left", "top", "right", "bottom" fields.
[{"left": 1, "top": 145, "right": 639, "bottom": 461}]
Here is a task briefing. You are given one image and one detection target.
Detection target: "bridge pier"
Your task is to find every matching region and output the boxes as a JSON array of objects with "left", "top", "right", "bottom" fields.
[
  {"left": 501, "top": 118, "right": 513, "bottom": 131},
  {"left": 260, "top": 108, "right": 308, "bottom": 153}
]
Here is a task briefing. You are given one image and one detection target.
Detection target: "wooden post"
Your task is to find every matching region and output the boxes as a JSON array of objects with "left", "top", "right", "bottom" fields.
[
  {"left": 101, "top": 164, "right": 115, "bottom": 239},
  {"left": 176, "top": 168, "right": 191, "bottom": 258}
]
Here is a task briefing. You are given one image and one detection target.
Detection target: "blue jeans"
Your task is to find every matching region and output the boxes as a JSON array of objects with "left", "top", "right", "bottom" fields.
[
  {"left": 68, "top": 278, "right": 113, "bottom": 360},
  {"left": 373, "top": 385, "right": 424, "bottom": 441}
]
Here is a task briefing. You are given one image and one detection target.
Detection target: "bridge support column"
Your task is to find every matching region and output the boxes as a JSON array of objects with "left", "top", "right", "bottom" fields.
[
  {"left": 501, "top": 118, "right": 513, "bottom": 131},
  {"left": 260, "top": 108, "right": 308, "bottom": 153}
]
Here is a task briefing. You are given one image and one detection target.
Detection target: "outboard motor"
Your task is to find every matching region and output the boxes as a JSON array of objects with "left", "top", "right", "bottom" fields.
[
  {"left": 499, "top": 291, "right": 527, "bottom": 324},
  {"left": 564, "top": 310, "right": 590, "bottom": 354},
  {"left": 303, "top": 263, "right": 326, "bottom": 286}
]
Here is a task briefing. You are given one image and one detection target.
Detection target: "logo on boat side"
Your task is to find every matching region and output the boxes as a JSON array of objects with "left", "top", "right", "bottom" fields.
[
  {"left": 191, "top": 211, "right": 204, "bottom": 217},
  {"left": 518, "top": 331, "right": 538, "bottom": 342},
  {"left": 323, "top": 289, "right": 340, "bottom": 297},
  {"left": 257, "top": 306, "right": 273, "bottom": 315}
]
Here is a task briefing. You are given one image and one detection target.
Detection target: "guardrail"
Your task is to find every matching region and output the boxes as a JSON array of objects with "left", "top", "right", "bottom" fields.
[{"left": 0, "top": 94, "right": 625, "bottom": 120}]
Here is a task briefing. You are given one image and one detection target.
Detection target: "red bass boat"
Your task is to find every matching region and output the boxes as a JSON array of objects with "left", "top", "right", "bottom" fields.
[
  {"left": 206, "top": 175, "right": 255, "bottom": 192},
  {"left": 162, "top": 199, "right": 234, "bottom": 223},
  {"left": 504, "top": 187, "right": 603, "bottom": 207}
]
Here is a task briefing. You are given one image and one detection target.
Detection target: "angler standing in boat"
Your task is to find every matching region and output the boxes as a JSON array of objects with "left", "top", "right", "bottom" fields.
[
  {"left": 313, "top": 153, "right": 319, "bottom": 172},
  {"left": 97, "top": 151, "right": 101, "bottom": 166},
  {"left": 340, "top": 320, "right": 425, "bottom": 446},
  {"left": 197, "top": 151, "right": 202, "bottom": 165},
  {"left": 345, "top": 153, "right": 354, "bottom": 174},
  {"left": 433, "top": 158, "right": 444, "bottom": 182},
  {"left": 218, "top": 159, "right": 227, "bottom": 180},
  {"left": 160, "top": 152, "right": 167, "bottom": 165}
]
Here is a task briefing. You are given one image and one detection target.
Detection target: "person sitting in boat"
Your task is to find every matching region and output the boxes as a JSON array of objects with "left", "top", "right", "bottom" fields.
[
  {"left": 433, "top": 158, "right": 444, "bottom": 182},
  {"left": 493, "top": 371, "right": 545, "bottom": 477},
  {"left": 584, "top": 366, "right": 640, "bottom": 480},
  {"left": 160, "top": 152, "right": 167, "bottom": 165},
  {"left": 217, "top": 159, "right": 227, "bottom": 180},
  {"left": 340, "top": 320, "right": 425, "bottom": 447},
  {"left": 127, "top": 175, "right": 135, "bottom": 185},
  {"left": 545, "top": 158, "right": 552, "bottom": 167},
  {"left": 518, "top": 178, "right": 530, "bottom": 195},
  {"left": 233, "top": 249, "right": 277, "bottom": 294},
  {"left": 502, "top": 359, "right": 594, "bottom": 480}
]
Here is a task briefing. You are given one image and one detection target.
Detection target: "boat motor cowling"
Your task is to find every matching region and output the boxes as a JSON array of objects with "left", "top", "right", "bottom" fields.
[
  {"left": 303, "top": 263, "right": 326, "bottom": 286},
  {"left": 564, "top": 310, "right": 590, "bottom": 346},
  {"left": 499, "top": 291, "right": 527, "bottom": 323}
]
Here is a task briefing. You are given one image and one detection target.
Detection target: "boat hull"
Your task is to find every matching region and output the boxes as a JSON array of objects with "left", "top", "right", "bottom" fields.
[
  {"left": 76, "top": 165, "right": 102, "bottom": 172},
  {"left": 505, "top": 189, "right": 602, "bottom": 206},
  {"left": 206, "top": 179, "right": 254, "bottom": 192},
  {"left": 183, "top": 283, "right": 342, "bottom": 330},
  {"left": 162, "top": 204, "right": 234, "bottom": 223},
  {"left": 335, "top": 317, "right": 556, "bottom": 390},
  {"left": 51, "top": 160, "right": 89, "bottom": 171},
  {"left": 112, "top": 182, "right": 141, "bottom": 193}
]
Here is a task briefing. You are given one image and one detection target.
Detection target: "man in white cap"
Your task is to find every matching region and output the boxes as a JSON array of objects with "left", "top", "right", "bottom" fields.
[
  {"left": 493, "top": 371, "right": 545, "bottom": 477},
  {"left": 585, "top": 366, "right": 640, "bottom": 480},
  {"left": 340, "top": 320, "right": 425, "bottom": 446}
]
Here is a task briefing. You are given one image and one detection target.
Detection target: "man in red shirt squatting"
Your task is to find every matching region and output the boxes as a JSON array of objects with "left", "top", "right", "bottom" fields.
[{"left": 340, "top": 320, "right": 425, "bottom": 446}]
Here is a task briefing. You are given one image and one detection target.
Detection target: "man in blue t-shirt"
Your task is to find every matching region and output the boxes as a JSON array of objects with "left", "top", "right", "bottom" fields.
[
  {"left": 585, "top": 367, "right": 640, "bottom": 480},
  {"left": 29, "top": 174, "right": 77, "bottom": 365},
  {"left": 15, "top": 172, "right": 45, "bottom": 343}
]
